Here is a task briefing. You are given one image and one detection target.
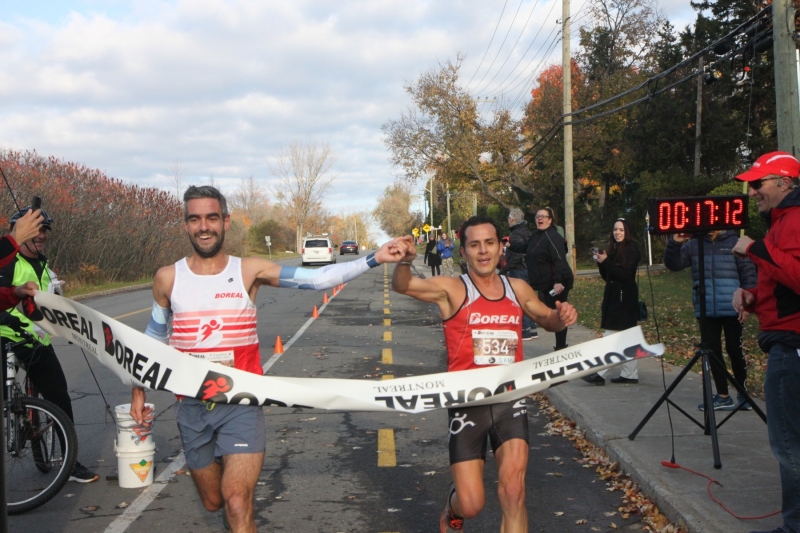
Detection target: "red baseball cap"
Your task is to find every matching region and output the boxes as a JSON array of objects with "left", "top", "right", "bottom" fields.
[{"left": 736, "top": 151, "right": 800, "bottom": 182}]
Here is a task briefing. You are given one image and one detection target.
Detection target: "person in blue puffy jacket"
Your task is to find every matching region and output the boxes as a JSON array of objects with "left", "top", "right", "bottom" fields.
[
  {"left": 438, "top": 232, "right": 455, "bottom": 276},
  {"left": 664, "top": 230, "right": 757, "bottom": 411}
]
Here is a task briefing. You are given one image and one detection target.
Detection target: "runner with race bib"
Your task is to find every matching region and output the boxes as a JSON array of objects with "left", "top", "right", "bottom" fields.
[{"left": 392, "top": 215, "right": 577, "bottom": 533}]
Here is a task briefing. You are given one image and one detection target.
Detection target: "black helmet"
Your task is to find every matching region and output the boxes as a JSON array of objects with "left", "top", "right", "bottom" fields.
[{"left": 9, "top": 207, "right": 53, "bottom": 230}]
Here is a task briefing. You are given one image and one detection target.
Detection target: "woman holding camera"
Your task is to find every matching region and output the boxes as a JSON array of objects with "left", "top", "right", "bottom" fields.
[
  {"left": 525, "top": 207, "right": 573, "bottom": 350},
  {"left": 582, "top": 218, "right": 641, "bottom": 385}
]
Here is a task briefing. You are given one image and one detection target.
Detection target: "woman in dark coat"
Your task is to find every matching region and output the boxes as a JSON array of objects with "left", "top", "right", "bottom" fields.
[
  {"left": 424, "top": 234, "right": 441, "bottom": 276},
  {"left": 526, "top": 207, "right": 574, "bottom": 350},
  {"left": 582, "top": 218, "right": 641, "bottom": 385}
]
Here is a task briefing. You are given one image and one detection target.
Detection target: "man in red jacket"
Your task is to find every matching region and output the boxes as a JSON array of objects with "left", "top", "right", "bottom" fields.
[
  {"left": 0, "top": 207, "right": 43, "bottom": 307},
  {"left": 732, "top": 151, "right": 800, "bottom": 533}
]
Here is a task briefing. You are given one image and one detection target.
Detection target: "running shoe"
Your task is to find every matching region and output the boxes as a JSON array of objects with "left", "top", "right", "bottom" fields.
[
  {"left": 440, "top": 483, "right": 464, "bottom": 532},
  {"left": 580, "top": 373, "right": 605, "bottom": 386},
  {"left": 521, "top": 329, "right": 534, "bottom": 341},
  {"left": 69, "top": 461, "right": 99, "bottom": 483},
  {"left": 697, "top": 394, "right": 735, "bottom": 411},
  {"left": 737, "top": 394, "right": 753, "bottom": 411}
]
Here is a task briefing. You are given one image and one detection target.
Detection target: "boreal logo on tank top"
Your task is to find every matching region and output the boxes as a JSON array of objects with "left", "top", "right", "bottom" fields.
[{"left": 195, "top": 318, "right": 224, "bottom": 347}]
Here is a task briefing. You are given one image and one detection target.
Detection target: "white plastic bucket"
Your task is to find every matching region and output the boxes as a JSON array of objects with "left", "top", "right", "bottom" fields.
[
  {"left": 115, "top": 445, "right": 155, "bottom": 488},
  {"left": 114, "top": 403, "right": 155, "bottom": 451}
]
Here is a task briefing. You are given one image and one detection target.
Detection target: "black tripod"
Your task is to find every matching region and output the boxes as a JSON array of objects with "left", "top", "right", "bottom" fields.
[{"left": 628, "top": 233, "right": 766, "bottom": 468}]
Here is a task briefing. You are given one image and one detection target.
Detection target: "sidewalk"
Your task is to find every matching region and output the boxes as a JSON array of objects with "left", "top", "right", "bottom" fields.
[{"left": 526, "top": 323, "right": 780, "bottom": 533}]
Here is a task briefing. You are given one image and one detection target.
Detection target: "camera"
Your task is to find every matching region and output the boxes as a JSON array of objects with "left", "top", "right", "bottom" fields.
[{"left": 549, "top": 289, "right": 557, "bottom": 297}]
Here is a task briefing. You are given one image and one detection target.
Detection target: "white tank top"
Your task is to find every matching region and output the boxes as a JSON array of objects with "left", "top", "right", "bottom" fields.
[{"left": 169, "top": 256, "right": 262, "bottom": 375}]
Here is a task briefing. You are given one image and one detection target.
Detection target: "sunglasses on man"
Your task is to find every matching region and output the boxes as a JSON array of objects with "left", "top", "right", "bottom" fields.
[{"left": 749, "top": 176, "right": 783, "bottom": 190}]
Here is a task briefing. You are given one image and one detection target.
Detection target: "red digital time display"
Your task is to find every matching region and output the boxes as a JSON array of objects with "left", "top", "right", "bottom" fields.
[{"left": 647, "top": 196, "right": 749, "bottom": 235}]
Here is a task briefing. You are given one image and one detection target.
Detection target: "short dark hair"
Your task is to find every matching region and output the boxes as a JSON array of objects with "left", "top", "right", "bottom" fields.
[
  {"left": 183, "top": 185, "right": 228, "bottom": 221},
  {"left": 459, "top": 215, "right": 501, "bottom": 248}
]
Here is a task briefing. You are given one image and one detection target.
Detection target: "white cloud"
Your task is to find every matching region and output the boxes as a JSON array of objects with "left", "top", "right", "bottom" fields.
[{"left": 0, "top": 0, "right": 696, "bottom": 216}]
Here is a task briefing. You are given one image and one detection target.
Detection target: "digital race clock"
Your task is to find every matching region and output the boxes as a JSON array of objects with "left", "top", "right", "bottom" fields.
[{"left": 647, "top": 195, "right": 749, "bottom": 235}]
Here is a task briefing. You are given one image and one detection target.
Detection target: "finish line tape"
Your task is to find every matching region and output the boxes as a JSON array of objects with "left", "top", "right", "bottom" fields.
[{"left": 34, "top": 293, "right": 664, "bottom": 414}]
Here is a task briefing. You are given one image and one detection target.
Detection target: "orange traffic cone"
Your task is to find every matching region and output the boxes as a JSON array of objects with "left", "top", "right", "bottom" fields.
[
  {"left": 332, "top": 287, "right": 337, "bottom": 296},
  {"left": 312, "top": 306, "right": 319, "bottom": 318},
  {"left": 274, "top": 336, "right": 284, "bottom": 354},
  {"left": 323, "top": 293, "right": 329, "bottom": 304}
]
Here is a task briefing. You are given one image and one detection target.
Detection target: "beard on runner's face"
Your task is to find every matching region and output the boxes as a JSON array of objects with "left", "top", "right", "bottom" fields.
[{"left": 189, "top": 228, "right": 225, "bottom": 258}]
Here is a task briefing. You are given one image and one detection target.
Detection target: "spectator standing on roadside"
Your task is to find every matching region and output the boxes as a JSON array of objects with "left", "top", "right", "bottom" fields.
[
  {"left": 506, "top": 208, "right": 538, "bottom": 341},
  {"left": 582, "top": 218, "right": 642, "bottom": 385},
  {"left": 425, "top": 233, "right": 441, "bottom": 276},
  {"left": 438, "top": 232, "right": 455, "bottom": 276},
  {"left": 664, "top": 229, "right": 756, "bottom": 410},
  {"left": 0, "top": 207, "right": 99, "bottom": 483},
  {"left": 526, "top": 207, "right": 573, "bottom": 350},
  {"left": 731, "top": 152, "right": 800, "bottom": 533}
]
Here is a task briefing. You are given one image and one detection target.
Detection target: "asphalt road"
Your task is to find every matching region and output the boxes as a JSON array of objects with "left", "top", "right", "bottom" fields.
[{"left": 8, "top": 253, "right": 639, "bottom": 533}]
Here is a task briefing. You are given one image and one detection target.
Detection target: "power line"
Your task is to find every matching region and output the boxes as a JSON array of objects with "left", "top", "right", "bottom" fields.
[
  {"left": 467, "top": 0, "right": 511, "bottom": 86},
  {"left": 471, "top": 0, "right": 544, "bottom": 95},
  {"left": 471, "top": 0, "right": 528, "bottom": 93},
  {"left": 480, "top": 0, "right": 562, "bottom": 99}
]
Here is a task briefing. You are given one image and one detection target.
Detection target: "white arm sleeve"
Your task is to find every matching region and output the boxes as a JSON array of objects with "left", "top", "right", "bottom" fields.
[
  {"left": 144, "top": 301, "right": 172, "bottom": 344},
  {"left": 278, "top": 252, "right": 380, "bottom": 290}
]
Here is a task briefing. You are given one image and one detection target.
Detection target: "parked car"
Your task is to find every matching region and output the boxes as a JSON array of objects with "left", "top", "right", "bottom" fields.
[
  {"left": 302, "top": 237, "right": 336, "bottom": 265},
  {"left": 340, "top": 240, "right": 359, "bottom": 255}
]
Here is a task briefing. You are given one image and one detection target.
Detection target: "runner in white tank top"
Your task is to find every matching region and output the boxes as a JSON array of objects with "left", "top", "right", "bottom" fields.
[
  {"left": 129, "top": 185, "right": 412, "bottom": 532},
  {"left": 170, "top": 256, "right": 261, "bottom": 375}
]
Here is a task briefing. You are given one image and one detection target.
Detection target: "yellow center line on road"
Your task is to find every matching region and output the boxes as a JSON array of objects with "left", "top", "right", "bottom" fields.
[
  {"left": 113, "top": 307, "right": 150, "bottom": 320},
  {"left": 384, "top": 319, "right": 391, "bottom": 326},
  {"left": 382, "top": 348, "right": 393, "bottom": 364},
  {"left": 377, "top": 428, "right": 397, "bottom": 467},
  {"left": 384, "top": 299, "right": 390, "bottom": 305},
  {"left": 384, "top": 308, "right": 390, "bottom": 315},
  {"left": 383, "top": 331, "right": 392, "bottom": 341}
]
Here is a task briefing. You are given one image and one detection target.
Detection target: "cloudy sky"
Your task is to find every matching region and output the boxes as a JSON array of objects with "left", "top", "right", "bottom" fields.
[{"left": 0, "top": 0, "right": 696, "bottom": 216}]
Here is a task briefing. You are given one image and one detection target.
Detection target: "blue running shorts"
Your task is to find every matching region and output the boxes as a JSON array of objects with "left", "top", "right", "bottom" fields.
[{"left": 176, "top": 397, "right": 266, "bottom": 470}]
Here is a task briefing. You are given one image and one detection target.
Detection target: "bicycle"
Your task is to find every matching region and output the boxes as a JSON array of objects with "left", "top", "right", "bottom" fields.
[{"left": 2, "top": 315, "right": 78, "bottom": 514}]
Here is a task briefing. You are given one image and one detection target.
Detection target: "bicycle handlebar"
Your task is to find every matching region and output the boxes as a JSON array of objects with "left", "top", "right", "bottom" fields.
[{"left": 0, "top": 312, "right": 39, "bottom": 346}]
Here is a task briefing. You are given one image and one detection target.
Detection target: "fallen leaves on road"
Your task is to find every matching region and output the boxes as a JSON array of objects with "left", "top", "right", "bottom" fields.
[{"left": 533, "top": 393, "right": 688, "bottom": 533}]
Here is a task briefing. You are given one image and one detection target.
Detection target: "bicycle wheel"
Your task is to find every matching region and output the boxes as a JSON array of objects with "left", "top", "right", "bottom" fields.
[
  {"left": 25, "top": 382, "right": 54, "bottom": 474},
  {"left": 5, "top": 397, "right": 78, "bottom": 514}
]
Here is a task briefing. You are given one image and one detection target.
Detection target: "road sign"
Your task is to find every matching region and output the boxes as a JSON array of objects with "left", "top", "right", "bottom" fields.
[
  {"left": 264, "top": 236, "right": 271, "bottom": 245},
  {"left": 422, "top": 224, "right": 431, "bottom": 233},
  {"left": 412, "top": 228, "right": 419, "bottom": 237}
]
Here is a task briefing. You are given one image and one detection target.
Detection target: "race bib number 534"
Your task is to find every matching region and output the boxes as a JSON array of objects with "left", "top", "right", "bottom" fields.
[{"left": 472, "top": 329, "right": 518, "bottom": 365}]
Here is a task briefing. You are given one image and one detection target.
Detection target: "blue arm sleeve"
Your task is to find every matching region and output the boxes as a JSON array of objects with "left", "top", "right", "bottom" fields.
[
  {"left": 278, "top": 253, "right": 380, "bottom": 289},
  {"left": 144, "top": 301, "right": 172, "bottom": 344}
]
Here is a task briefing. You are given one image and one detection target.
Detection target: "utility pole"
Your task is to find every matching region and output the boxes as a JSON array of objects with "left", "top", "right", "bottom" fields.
[
  {"left": 773, "top": 0, "right": 800, "bottom": 155},
  {"left": 562, "top": 0, "right": 576, "bottom": 273},
  {"left": 446, "top": 183, "right": 452, "bottom": 237},
  {"left": 429, "top": 176, "right": 435, "bottom": 240},
  {"left": 694, "top": 55, "right": 704, "bottom": 177}
]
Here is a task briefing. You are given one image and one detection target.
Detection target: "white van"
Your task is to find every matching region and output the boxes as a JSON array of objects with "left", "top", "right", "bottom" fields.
[{"left": 301, "top": 237, "right": 336, "bottom": 266}]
